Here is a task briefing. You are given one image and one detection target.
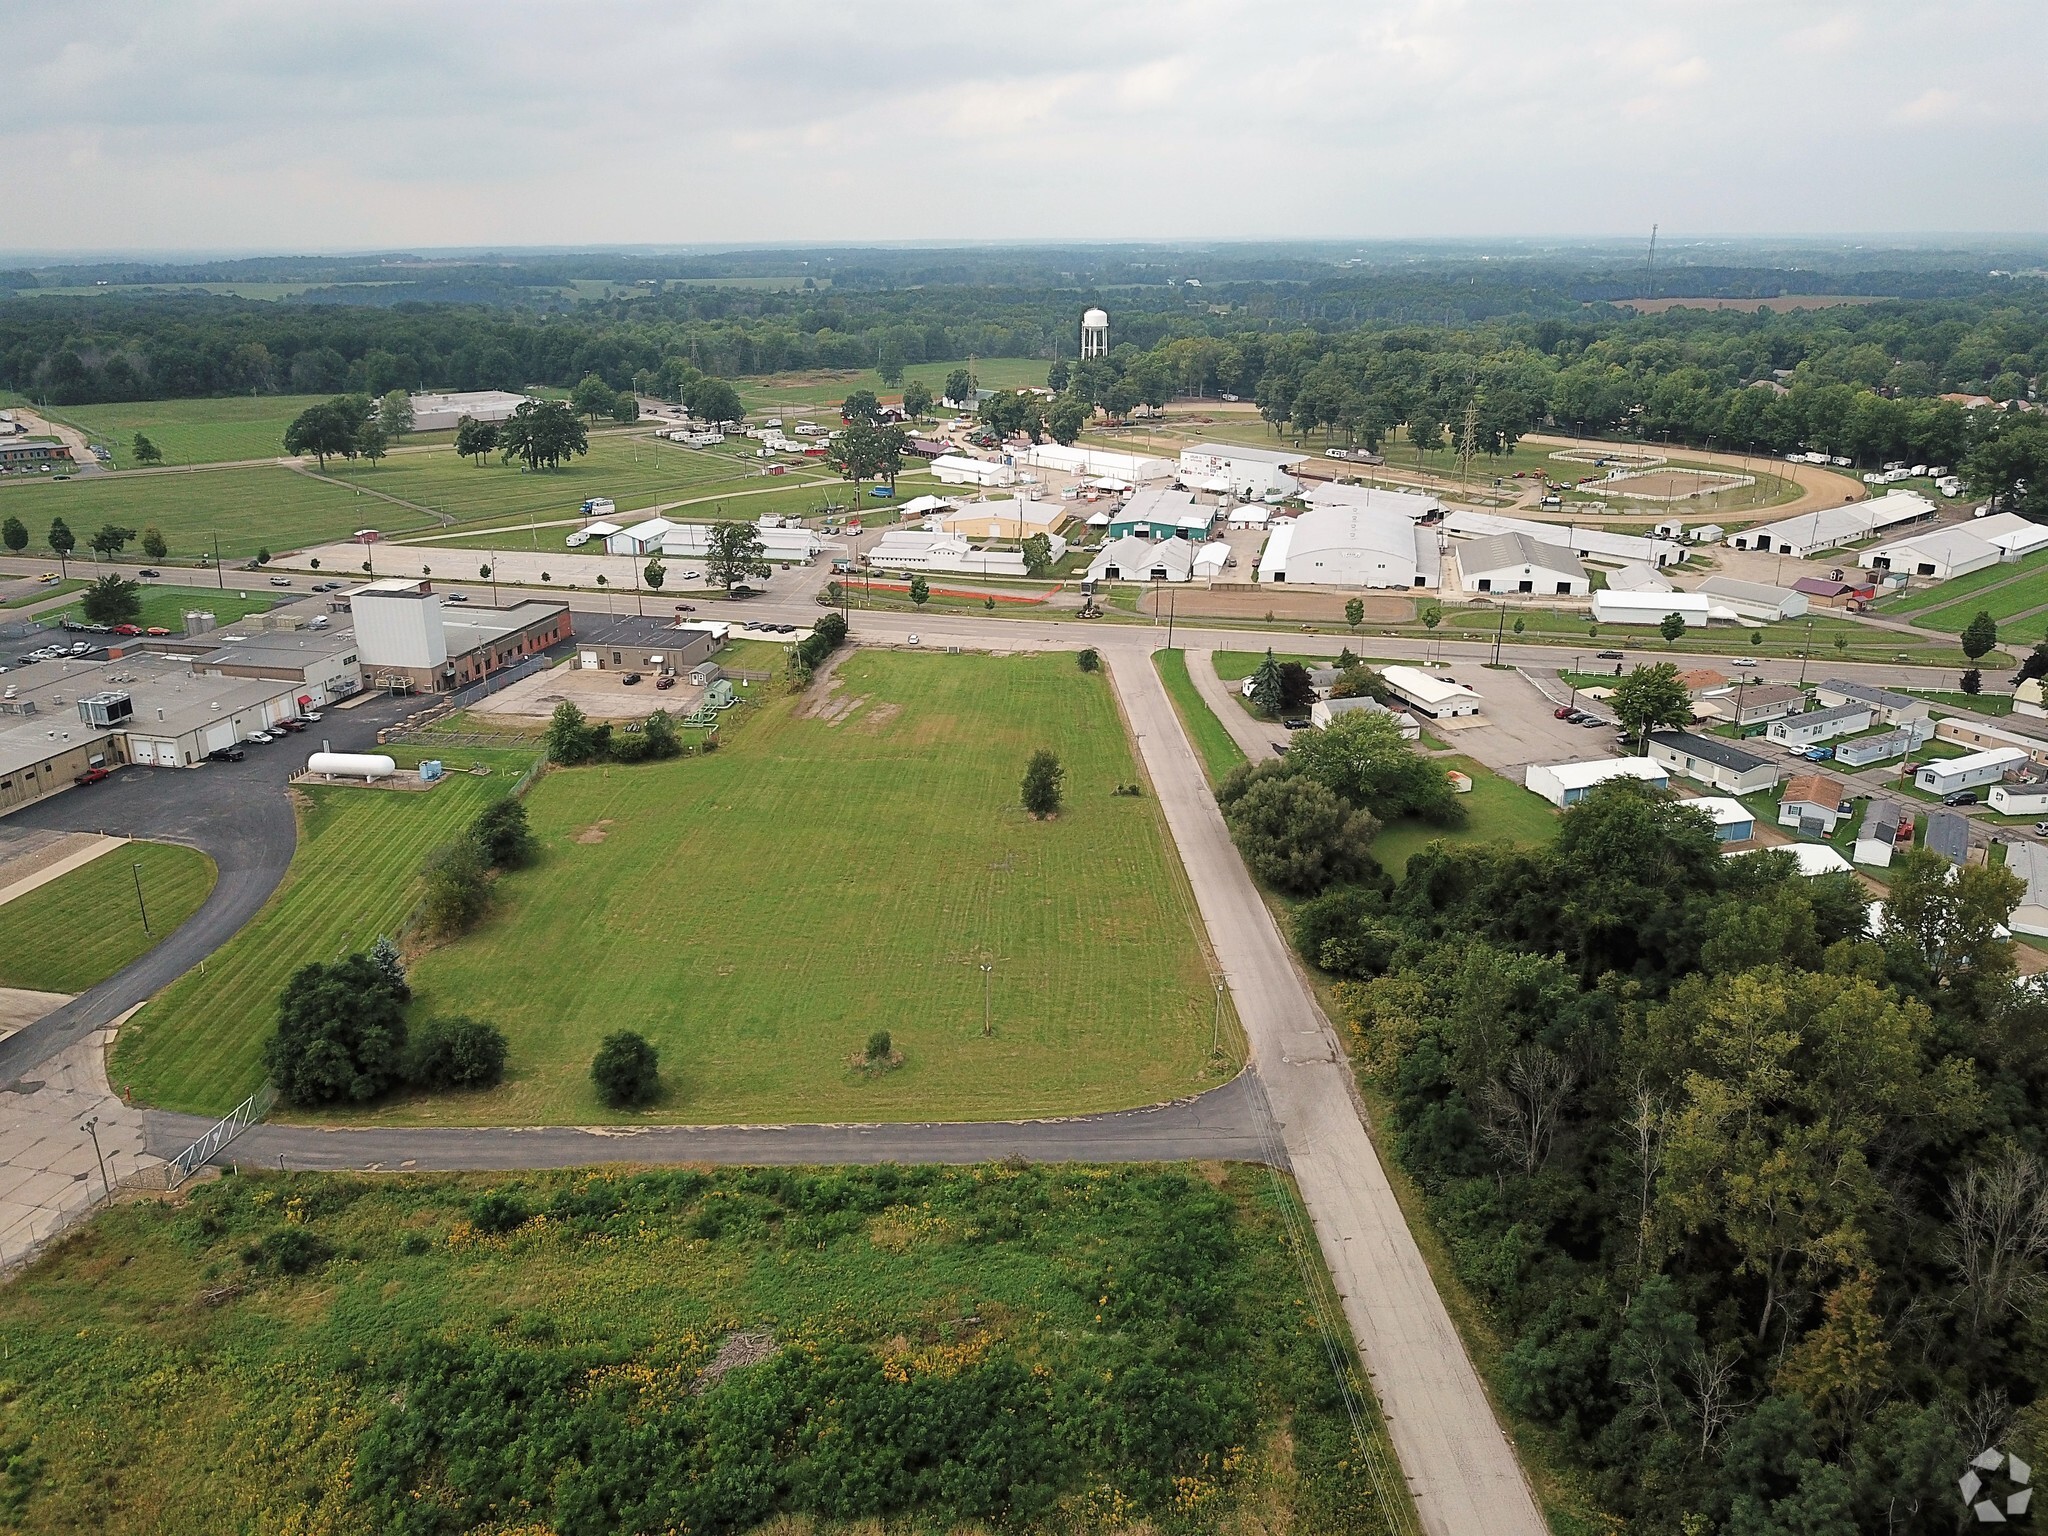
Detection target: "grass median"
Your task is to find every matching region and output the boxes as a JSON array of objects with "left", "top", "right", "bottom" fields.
[
  {"left": 1154, "top": 648, "right": 1247, "bottom": 786},
  {"left": 0, "top": 841, "right": 216, "bottom": 993}
]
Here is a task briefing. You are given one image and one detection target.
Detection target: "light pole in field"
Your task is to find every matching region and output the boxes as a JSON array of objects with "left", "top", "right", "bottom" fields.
[
  {"left": 83, "top": 1115, "right": 109, "bottom": 1198},
  {"left": 981, "top": 962, "right": 993, "bottom": 1037}
]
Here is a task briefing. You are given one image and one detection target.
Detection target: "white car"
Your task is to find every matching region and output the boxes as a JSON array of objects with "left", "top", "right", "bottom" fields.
[
  {"left": 907, "top": 633, "right": 920, "bottom": 646},
  {"left": 246, "top": 731, "right": 274, "bottom": 744},
  {"left": 298, "top": 711, "right": 323, "bottom": 723}
]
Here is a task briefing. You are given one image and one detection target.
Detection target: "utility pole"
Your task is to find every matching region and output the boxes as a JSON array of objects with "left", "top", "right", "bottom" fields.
[
  {"left": 1165, "top": 586, "right": 1176, "bottom": 650},
  {"left": 1492, "top": 601, "right": 1508, "bottom": 666},
  {"left": 1211, "top": 978, "right": 1224, "bottom": 1055},
  {"left": 981, "top": 962, "right": 993, "bottom": 1037},
  {"left": 1458, "top": 399, "right": 1480, "bottom": 491},
  {"left": 212, "top": 531, "right": 224, "bottom": 589},
  {"left": 83, "top": 1115, "right": 110, "bottom": 1198}
]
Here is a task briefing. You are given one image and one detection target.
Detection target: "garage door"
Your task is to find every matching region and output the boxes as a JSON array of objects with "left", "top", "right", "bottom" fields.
[
  {"left": 129, "top": 740, "right": 159, "bottom": 766},
  {"left": 203, "top": 722, "right": 236, "bottom": 754}
]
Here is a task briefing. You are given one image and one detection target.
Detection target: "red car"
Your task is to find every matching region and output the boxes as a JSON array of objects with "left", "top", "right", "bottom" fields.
[
  {"left": 145, "top": 627, "right": 170, "bottom": 637},
  {"left": 74, "top": 767, "right": 111, "bottom": 786},
  {"left": 1553, "top": 705, "right": 1575, "bottom": 719},
  {"left": 113, "top": 623, "right": 142, "bottom": 636}
]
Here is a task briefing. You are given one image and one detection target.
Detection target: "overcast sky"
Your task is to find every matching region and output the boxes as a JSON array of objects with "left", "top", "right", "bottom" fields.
[{"left": 4, "top": 1, "right": 2042, "bottom": 254}]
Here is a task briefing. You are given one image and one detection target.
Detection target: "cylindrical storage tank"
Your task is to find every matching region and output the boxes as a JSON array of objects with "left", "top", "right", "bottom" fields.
[{"left": 307, "top": 752, "right": 396, "bottom": 780}]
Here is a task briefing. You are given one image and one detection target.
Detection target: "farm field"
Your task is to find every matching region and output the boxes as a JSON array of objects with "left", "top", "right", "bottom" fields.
[
  {"left": 738, "top": 355, "right": 1049, "bottom": 411},
  {"left": 388, "top": 650, "right": 1227, "bottom": 1126},
  {"left": 1154, "top": 647, "right": 1247, "bottom": 785},
  {"left": 48, "top": 394, "right": 333, "bottom": 467},
  {"left": 0, "top": 841, "right": 215, "bottom": 993},
  {"left": 45, "top": 583, "right": 280, "bottom": 633},
  {"left": 0, "top": 1163, "right": 1394, "bottom": 1536},
  {"left": 0, "top": 463, "right": 417, "bottom": 561},
  {"left": 111, "top": 752, "right": 531, "bottom": 1112}
]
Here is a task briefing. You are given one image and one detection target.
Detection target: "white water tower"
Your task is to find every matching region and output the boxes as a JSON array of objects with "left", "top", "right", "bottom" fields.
[{"left": 1080, "top": 307, "right": 1109, "bottom": 360}]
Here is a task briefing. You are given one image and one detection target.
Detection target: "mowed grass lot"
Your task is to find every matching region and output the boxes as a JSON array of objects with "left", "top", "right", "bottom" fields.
[
  {"left": 1913, "top": 568, "right": 2048, "bottom": 636},
  {"left": 50, "top": 395, "right": 334, "bottom": 466},
  {"left": 0, "top": 463, "right": 412, "bottom": 562},
  {"left": 1883, "top": 551, "right": 2048, "bottom": 615},
  {"left": 1369, "top": 754, "right": 1561, "bottom": 878},
  {"left": 737, "top": 356, "right": 1049, "bottom": 412},
  {"left": 1154, "top": 648, "right": 1247, "bottom": 785},
  {"left": 0, "top": 841, "right": 215, "bottom": 993},
  {"left": 112, "top": 757, "right": 529, "bottom": 1112},
  {"left": 394, "top": 651, "right": 1223, "bottom": 1126},
  {"left": 46, "top": 583, "right": 278, "bottom": 633}
]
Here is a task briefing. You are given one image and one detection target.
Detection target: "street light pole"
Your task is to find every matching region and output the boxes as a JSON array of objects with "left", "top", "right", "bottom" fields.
[
  {"left": 83, "top": 1115, "right": 110, "bottom": 1198},
  {"left": 132, "top": 861, "right": 150, "bottom": 936},
  {"left": 1211, "top": 978, "right": 1224, "bottom": 1055},
  {"left": 981, "top": 962, "right": 993, "bottom": 1037}
]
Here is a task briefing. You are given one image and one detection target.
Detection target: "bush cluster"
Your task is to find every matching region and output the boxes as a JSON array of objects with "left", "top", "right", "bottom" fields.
[
  {"left": 546, "top": 701, "right": 686, "bottom": 765},
  {"left": 591, "top": 1030, "right": 660, "bottom": 1108}
]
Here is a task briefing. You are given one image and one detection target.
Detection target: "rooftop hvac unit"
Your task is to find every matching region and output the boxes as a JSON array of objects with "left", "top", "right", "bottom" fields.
[{"left": 77, "top": 690, "right": 134, "bottom": 727}]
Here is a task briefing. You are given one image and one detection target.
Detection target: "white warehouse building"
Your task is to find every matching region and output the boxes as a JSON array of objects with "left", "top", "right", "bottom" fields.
[
  {"left": 1725, "top": 491, "right": 1936, "bottom": 557},
  {"left": 1257, "top": 506, "right": 1436, "bottom": 588},
  {"left": 1453, "top": 532, "right": 1589, "bottom": 596},
  {"left": 1525, "top": 757, "right": 1669, "bottom": 808},
  {"left": 1177, "top": 442, "right": 1305, "bottom": 498},
  {"left": 1590, "top": 590, "right": 1715, "bottom": 626}
]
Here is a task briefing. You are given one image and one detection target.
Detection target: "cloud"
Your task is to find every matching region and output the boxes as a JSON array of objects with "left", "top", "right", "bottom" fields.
[{"left": 0, "top": 0, "right": 2040, "bottom": 250}]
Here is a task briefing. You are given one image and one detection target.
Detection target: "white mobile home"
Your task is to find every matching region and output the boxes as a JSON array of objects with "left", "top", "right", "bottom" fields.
[
  {"left": 1853, "top": 800, "right": 1912, "bottom": 868},
  {"left": 1766, "top": 702, "right": 1874, "bottom": 748},
  {"left": 1524, "top": 757, "right": 1669, "bottom": 808},
  {"left": 1915, "top": 746, "right": 2029, "bottom": 795},
  {"left": 1647, "top": 731, "right": 1779, "bottom": 795},
  {"left": 1988, "top": 781, "right": 2048, "bottom": 817}
]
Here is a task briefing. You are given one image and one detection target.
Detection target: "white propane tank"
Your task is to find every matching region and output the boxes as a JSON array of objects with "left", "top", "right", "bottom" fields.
[{"left": 307, "top": 751, "right": 396, "bottom": 780}]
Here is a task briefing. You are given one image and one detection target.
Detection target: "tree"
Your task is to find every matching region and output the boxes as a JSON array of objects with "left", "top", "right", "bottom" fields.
[
  {"left": 140, "top": 526, "right": 167, "bottom": 560},
  {"left": 1077, "top": 648, "right": 1101, "bottom": 673},
  {"left": 1222, "top": 774, "right": 1380, "bottom": 895},
  {"left": 1962, "top": 610, "right": 1999, "bottom": 662},
  {"left": 87, "top": 523, "right": 136, "bottom": 561},
  {"left": 1962, "top": 668, "right": 1983, "bottom": 695},
  {"left": 1282, "top": 709, "right": 1467, "bottom": 825},
  {"left": 454, "top": 415, "right": 499, "bottom": 466},
  {"left": 1278, "top": 662, "right": 1317, "bottom": 713},
  {"left": 282, "top": 401, "right": 357, "bottom": 468},
  {"left": 1021, "top": 533, "right": 1053, "bottom": 577},
  {"left": 1048, "top": 358, "right": 1071, "bottom": 392},
  {"left": 1612, "top": 662, "right": 1693, "bottom": 750},
  {"left": 1046, "top": 394, "right": 1090, "bottom": 445},
  {"left": 876, "top": 351, "right": 904, "bottom": 387},
  {"left": 591, "top": 1030, "right": 660, "bottom": 1108},
  {"left": 829, "top": 419, "right": 904, "bottom": 497},
  {"left": 1658, "top": 612, "right": 1687, "bottom": 644},
  {"left": 609, "top": 392, "right": 640, "bottom": 424},
  {"left": 130, "top": 432, "right": 162, "bottom": 466},
  {"left": 571, "top": 372, "right": 618, "bottom": 423},
  {"left": 545, "top": 701, "right": 602, "bottom": 765},
  {"left": 1422, "top": 607, "right": 1441, "bottom": 632},
  {"left": 369, "top": 935, "right": 406, "bottom": 994},
  {"left": 1021, "top": 749, "right": 1065, "bottom": 818},
  {"left": 498, "top": 399, "right": 588, "bottom": 471},
  {"left": 840, "top": 389, "right": 881, "bottom": 424},
  {"left": 909, "top": 574, "right": 930, "bottom": 606},
  {"left": 1330, "top": 664, "right": 1389, "bottom": 702},
  {"left": 1, "top": 516, "right": 25, "bottom": 555},
  {"left": 901, "top": 379, "right": 933, "bottom": 420},
  {"left": 682, "top": 377, "right": 742, "bottom": 424},
  {"left": 1345, "top": 597, "right": 1365, "bottom": 629},
  {"left": 405, "top": 1015, "right": 508, "bottom": 1092},
  {"left": 355, "top": 420, "right": 389, "bottom": 466},
  {"left": 471, "top": 798, "right": 537, "bottom": 869},
  {"left": 643, "top": 557, "right": 665, "bottom": 592},
  {"left": 80, "top": 575, "right": 141, "bottom": 627},
  {"left": 1248, "top": 649, "right": 1286, "bottom": 717},
  {"left": 705, "top": 521, "right": 771, "bottom": 594},
  {"left": 421, "top": 837, "right": 492, "bottom": 937},
  {"left": 379, "top": 389, "right": 414, "bottom": 437},
  {"left": 944, "top": 368, "right": 974, "bottom": 406},
  {"left": 47, "top": 518, "right": 76, "bottom": 574},
  {"left": 262, "top": 954, "right": 409, "bottom": 1107}
]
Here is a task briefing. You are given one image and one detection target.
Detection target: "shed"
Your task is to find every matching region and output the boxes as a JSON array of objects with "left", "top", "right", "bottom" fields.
[{"left": 1590, "top": 590, "right": 1713, "bottom": 626}]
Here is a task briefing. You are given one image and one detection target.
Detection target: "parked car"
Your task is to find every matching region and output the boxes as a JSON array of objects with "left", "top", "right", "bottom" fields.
[
  {"left": 145, "top": 627, "right": 169, "bottom": 636},
  {"left": 621, "top": 672, "right": 642, "bottom": 685},
  {"left": 1942, "top": 791, "right": 1979, "bottom": 807},
  {"left": 206, "top": 746, "right": 246, "bottom": 763},
  {"left": 138, "top": 568, "right": 160, "bottom": 578},
  {"left": 2034, "top": 821, "right": 2048, "bottom": 837},
  {"left": 72, "top": 767, "right": 111, "bottom": 786},
  {"left": 1803, "top": 746, "right": 1835, "bottom": 762},
  {"left": 1579, "top": 716, "right": 1608, "bottom": 728},
  {"left": 246, "top": 730, "right": 274, "bottom": 744},
  {"left": 1282, "top": 718, "right": 1311, "bottom": 730},
  {"left": 1553, "top": 705, "right": 1575, "bottom": 719},
  {"left": 113, "top": 624, "right": 141, "bottom": 636},
  {"left": 299, "top": 711, "right": 323, "bottom": 723},
  {"left": 275, "top": 718, "right": 306, "bottom": 733},
  {"left": 655, "top": 674, "right": 676, "bottom": 690},
  {"left": 907, "top": 633, "right": 920, "bottom": 646}
]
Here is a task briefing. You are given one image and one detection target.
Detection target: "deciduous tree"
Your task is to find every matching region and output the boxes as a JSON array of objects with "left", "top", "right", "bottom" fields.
[
  {"left": 705, "top": 521, "right": 771, "bottom": 594},
  {"left": 1021, "top": 749, "right": 1064, "bottom": 818},
  {"left": 130, "top": 432, "right": 162, "bottom": 466}
]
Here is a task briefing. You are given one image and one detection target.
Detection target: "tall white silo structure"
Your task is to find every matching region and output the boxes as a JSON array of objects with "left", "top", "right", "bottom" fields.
[{"left": 1080, "top": 307, "right": 1109, "bottom": 360}]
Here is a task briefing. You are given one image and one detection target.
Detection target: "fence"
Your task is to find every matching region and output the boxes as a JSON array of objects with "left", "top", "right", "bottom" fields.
[{"left": 166, "top": 1083, "right": 277, "bottom": 1188}]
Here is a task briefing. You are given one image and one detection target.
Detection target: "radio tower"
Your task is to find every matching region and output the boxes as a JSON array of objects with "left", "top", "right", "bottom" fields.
[{"left": 1647, "top": 223, "right": 1659, "bottom": 294}]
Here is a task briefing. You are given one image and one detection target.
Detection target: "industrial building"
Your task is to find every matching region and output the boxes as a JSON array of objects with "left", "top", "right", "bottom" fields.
[
  {"left": 1724, "top": 490, "right": 1935, "bottom": 557},
  {"left": 2004, "top": 840, "right": 2048, "bottom": 937},
  {"left": 346, "top": 578, "right": 570, "bottom": 693},
  {"left": 1524, "top": 757, "right": 1668, "bottom": 807},
  {"left": 1177, "top": 442, "right": 1305, "bottom": 499},
  {"left": 1380, "top": 666, "right": 1481, "bottom": 719},
  {"left": 1590, "top": 590, "right": 1713, "bottom": 626},
  {"left": 1257, "top": 505, "right": 1436, "bottom": 588},
  {"left": 403, "top": 390, "right": 533, "bottom": 432},
  {"left": 1440, "top": 510, "right": 1682, "bottom": 567},
  {"left": 929, "top": 454, "right": 1018, "bottom": 488},
  {"left": 178, "top": 628, "right": 364, "bottom": 710},
  {"left": 1020, "top": 442, "right": 1175, "bottom": 484},
  {"left": 928, "top": 498, "right": 1068, "bottom": 541},
  {"left": 1861, "top": 526, "right": 2002, "bottom": 581},
  {"left": 1647, "top": 731, "right": 1779, "bottom": 794},
  {"left": 1086, "top": 536, "right": 1194, "bottom": 584},
  {"left": 1695, "top": 576, "right": 1808, "bottom": 622},
  {"left": 1452, "top": 532, "right": 1589, "bottom": 596},
  {"left": 1107, "top": 488, "right": 1212, "bottom": 541},
  {"left": 1303, "top": 482, "right": 1443, "bottom": 521}
]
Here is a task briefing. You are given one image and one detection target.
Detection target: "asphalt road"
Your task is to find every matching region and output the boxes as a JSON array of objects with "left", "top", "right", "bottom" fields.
[
  {"left": 0, "top": 692, "right": 416, "bottom": 1086},
  {"left": 144, "top": 1069, "right": 1278, "bottom": 1171}
]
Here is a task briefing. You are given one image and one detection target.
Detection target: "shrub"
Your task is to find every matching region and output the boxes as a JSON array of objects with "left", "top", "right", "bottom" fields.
[
  {"left": 866, "top": 1029, "right": 892, "bottom": 1062},
  {"left": 1222, "top": 774, "right": 1380, "bottom": 895},
  {"left": 407, "top": 1015, "right": 509, "bottom": 1091},
  {"left": 470, "top": 798, "right": 537, "bottom": 869},
  {"left": 591, "top": 1031, "right": 660, "bottom": 1108},
  {"left": 263, "top": 954, "right": 409, "bottom": 1107},
  {"left": 1076, "top": 648, "right": 1100, "bottom": 672},
  {"left": 1020, "top": 749, "right": 1064, "bottom": 818},
  {"left": 244, "top": 1226, "right": 332, "bottom": 1276},
  {"left": 421, "top": 837, "right": 492, "bottom": 937},
  {"left": 544, "top": 701, "right": 601, "bottom": 765},
  {"left": 468, "top": 1191, "right": 529, "bottom": 1235}
]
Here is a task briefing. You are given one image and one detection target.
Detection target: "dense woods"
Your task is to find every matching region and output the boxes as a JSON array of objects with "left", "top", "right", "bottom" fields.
[{"left": 1303, "top": 778, "right": 2048, "bottom": 1531}]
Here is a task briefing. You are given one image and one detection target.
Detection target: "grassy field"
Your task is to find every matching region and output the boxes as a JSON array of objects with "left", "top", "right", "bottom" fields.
[
  {"left": 47, "top": 395, "right": 333, "bottom": 467},
  {"left": 737, "top": 356, "right": 1049, "bottom": 412},
  {"left": 0, "top": 578, "right": 83, "bottom": 609},
  {"left": 1913, "top": 570, "right": 2048, "bottom": 636},
  {"left": 111, "top": 752, "right": 532, "bottom": 1112},
  {"left": 1154, "top": 648, "right": 1247, "bottom": 785},
  {"left": 1884, "top": 551, "right": 2048, "bottom": 615},
  {"left": 0, "top": 463, "right": 415, "bottom": 562},
  {"left": 382, "top": 651, "right": 1229, "bottom": 1126},
  {"left": 0, "top": 1162, "right": 1397, "bottom": 1536},
  {"left": 1370, "top": 755, "right": 1561, "bottom": 879},
  {"left": 0, "top": 841, "right": 215, "bottom": 992},
  {"left": 44, "top": 583, "right": 280, "bottom": 633}
]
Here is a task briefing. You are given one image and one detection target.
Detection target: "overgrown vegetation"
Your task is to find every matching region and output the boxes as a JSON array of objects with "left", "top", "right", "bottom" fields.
[
  {"left": 1298, "top": 776, "right": 2048, "bottom": 1532},
  {"left": 0, "top": 1162, "right": 1393, "bottom": 1535}
]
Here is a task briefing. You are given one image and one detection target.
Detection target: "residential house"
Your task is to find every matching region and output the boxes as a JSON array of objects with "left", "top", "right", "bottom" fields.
[
  {"left": 1853, "top": 800, "right": 1912, "bottom": 868},
  {"left": 1524, "top": 757, "right": 1669, "bottom": 808},
  {"left": 1914, "top": 746, "right": 2029, "bottom": 796},
  {"left": 1778, "top": 772, "right": 1852, "bottom": 835},
  {"left": 1766, "top": 702, "right": 1874, "bottom": 749},
  {"left": 1647, "top": 731, "right": 1780, "bottom": 794}
]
